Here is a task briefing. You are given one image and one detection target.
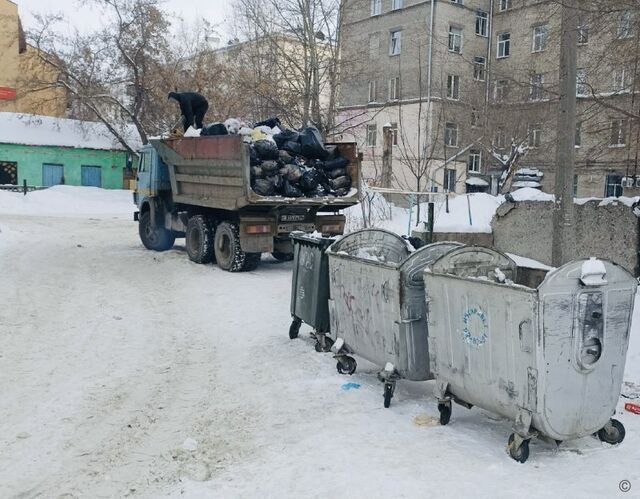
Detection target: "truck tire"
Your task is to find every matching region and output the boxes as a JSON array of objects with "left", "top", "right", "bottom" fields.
[
  {"left": 186, "top": 215, "right": 214, "bottom": 264},
  {"left": 214, "top": 222, "right": 262, "bottom": 272},
  {"left": 139, "top": 210, "right": 175, "bottom": 251}
]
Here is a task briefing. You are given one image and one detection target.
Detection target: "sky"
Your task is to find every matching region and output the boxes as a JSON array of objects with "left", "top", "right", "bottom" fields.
[{"left": 18, "top": 0, "right": 235, "bottom": 43}]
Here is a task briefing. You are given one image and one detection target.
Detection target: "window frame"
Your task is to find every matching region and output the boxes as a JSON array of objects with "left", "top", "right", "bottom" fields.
[
  {"left": 447, "top": 74, "right": 460, "bottom": 100},
  {"left": 368, "top": 80, "right": 377, "bottom": 103},
  {"left": 468, "top": 149, "right": 482, "bottom": 173},
  {"left": 473, "top": 56, "right": 486, "bottom": 81},
  {"left": 528, "top": 123, "right": 543, "bottom": 148},
  {"left": 532, "top": 24, "right": 549, "bottom": 53},
  {"left": 476, "top": 10, "right": 488, "bottom": 37},
  {"left": 389, "top": 30, "right": 402, "bottom": 56},
  {"left": 388, "top": 76, "right": 400, "bottom": 101},
  {"left": 391, "top": 0, "right": 403, "bottom": 10},
  {"left": 610, "top": 118, "right": 626, "bottom": 147},
  {"left": 499, "top": 0, "right": 512, "bottom": 12},
  {"left": 444, "top": 122, "right": 459, "bottom": 147},
  {"left": 370, "top": 0, "right": 382, "bottom": 17},
  {"left": 494, "top": 79, "right": 509, "bottom": 102},
  {"left": 449, "top": 26, "right": 463, "bottom": 54},
  {"left": 529, "top": 73, "right": 545, "bottom": 101},
  {"left": 497, "top": 32, "right": 511, "bottom": 58},
  {"left": 576, "top": 68, "right": 588, "bottom": 96},
  {"left": 444, "top": 168, "right": 457, "bottom": 192},
  {"left": 366, "top": 124, "right": 377, "bottom": 147}
]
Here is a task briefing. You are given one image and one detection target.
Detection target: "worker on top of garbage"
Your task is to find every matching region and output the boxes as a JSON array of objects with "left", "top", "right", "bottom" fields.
[{"left": 168, "top": 91, "right": 209, "bottom": 132}]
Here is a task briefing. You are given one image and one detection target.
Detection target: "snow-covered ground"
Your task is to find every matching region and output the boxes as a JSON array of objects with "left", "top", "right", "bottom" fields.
[{"left": 1, "top": 187, "right": 639, "bottom": 498}]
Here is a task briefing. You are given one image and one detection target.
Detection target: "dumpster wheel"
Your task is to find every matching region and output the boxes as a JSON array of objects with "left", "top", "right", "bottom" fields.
[
  {"left": 336, "top": 356, "right": 357, "bottom": 375},
  {"left": 437, "top": 402, "right": 452, "bottom": 425},
  {"left": 507, "top": 434, "right": 530, "bottom": 464},
  {"left": 597, "top": 419, "right": 625, "bottom": 445},
  {"left": 289, "top": 318, "right": 302, "bottom": 339}
]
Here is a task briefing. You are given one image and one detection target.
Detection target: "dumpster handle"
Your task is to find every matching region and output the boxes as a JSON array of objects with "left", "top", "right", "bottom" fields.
[{"left": 396, "top": 317, "right": 421, "bottom": 324}]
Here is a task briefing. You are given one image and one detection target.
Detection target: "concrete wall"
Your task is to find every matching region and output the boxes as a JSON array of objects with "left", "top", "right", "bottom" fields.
[
  {"left": 0, "top": 143, "right": 128, "bottom": 189},
  {"left": 492, "top": 200, "right": 640, "bottom": 275}
]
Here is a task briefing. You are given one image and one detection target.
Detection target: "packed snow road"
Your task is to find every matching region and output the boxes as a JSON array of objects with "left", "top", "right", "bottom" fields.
[{"left": 1, "top": 188, "right": 639, "bottom": 498}]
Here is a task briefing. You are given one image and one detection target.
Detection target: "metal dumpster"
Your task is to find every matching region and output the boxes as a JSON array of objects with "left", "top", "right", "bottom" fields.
[
  {"left": 326, "top": 228, "right": 462, "bottom": 407},
  {"left": 424, "top": 246, "right": 637, "bottom": 463},
  {"left": 288, "top": 232, "right": 335, "bottom": 351}
]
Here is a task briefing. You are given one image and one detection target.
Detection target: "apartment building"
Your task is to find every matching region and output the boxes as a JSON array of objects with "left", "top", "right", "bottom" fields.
[{"left": 338, "top": 0, "right": 639, "bottom": 197}]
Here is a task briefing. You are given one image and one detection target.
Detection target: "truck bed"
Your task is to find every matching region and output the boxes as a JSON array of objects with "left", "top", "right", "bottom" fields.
[{"left": 151, "top": 136, "right": 360, "bottom": 212}]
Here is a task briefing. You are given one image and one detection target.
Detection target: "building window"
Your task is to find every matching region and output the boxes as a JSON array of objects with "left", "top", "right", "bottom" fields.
[
  {"left": 532, "top": 25, "right": 549, "bottom": 52},
  {"left": 610, "top": 119, "right": 626, "bottom": 146},
  {"left": 578, "top": 18, "right": 589, "bottom": 44},
  {"left": 390, "top": 30, "right": 402, "bottom": 56},
  {"left": 391, "top": 0, "right": 403, "bottom": 10},
  {"left": 445, "top": 122, "right": 459, "bottom": 147},
  {"left": 369, "top": 33, "right": 379, "bottom": 60},
  {"left": 444, "top": 168, "right": 457, "bottom": 191},
  {"left": 476, "top": 11, "right": 488, "bottom": 37},
  {"left": 497, "top": 32, "right": 510, "bottom": 58},
  {"left": 449, "top": 26, "right": 463, "bottom": 53},
  {"left": 576, "top": 68, "right": 587, "bottom": 96},
  {"left": 447, "top": 74, "right": 460, "bottom": 100},
  {"left": 605, "top": 174, "right": 623, "bottom": 197},
  {"left": 473, "top": 56, "right": 486, "bottom": 81},
  {"left": 574, "top": 174, "right": 579, "bottom": 196},
  {"left": 529, "top": 73, "right": 544, "bottom": 101},
  {"left": 388, "top": 77, "right": 400, "bottom": 100},
  {"left": 613, "top": 68, "right": 627, "bottom": 92},
  {"left": 390, "top": 123, "right": 399, "bottom": 146},
  {"left": 368, "top": 80, "right": 377, "bottom": 103},
  {"left": 366, "top": 124, "right": 377, "bottom": 147},
  {"left": 528, "top": 124, "right": 542, "bottom": 148},
  {"left": 471, "top": 108, "right": 481, "bottom": 127},
  {"left": 468, "top": 150, "right": 482, "bottom": 172},
  {"left": 371, "top": 0, "right": 382, "bottom": 17},
  {"left": 499, "top": 0, "right": 512, "bottom": 12},
  {"left": 494, "top": 79, "right": 509, "bottom": 101},
  {"left": 575, "top": 121, "right": 582, "bottom": 147},
  {"left": 496, "top": 127, "right": 507, "bottom": 149},
  {"left": 617, "top": 11, "right": 633, "bottom": 39}
]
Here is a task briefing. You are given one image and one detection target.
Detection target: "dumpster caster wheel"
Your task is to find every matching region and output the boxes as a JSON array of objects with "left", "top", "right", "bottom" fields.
[
  {"left": 507, "top": 434, "right": 530, "bottom": 464},
  {"left": 336, "top": 356, "right": 357, "bottom": 375},
  {"left": 438, "top": 402, "right": 452, "bottom": 425},
  {"left": 597, "top": 419, "right": 625, "bottom": 445},
  {"left": 383, "top": 382, "right": 395, "bottom": 408},
  {"left": 289, "top": 319, "right": 302, "bottom": 340},
  {"left": 313, "top": 334, "right": 333, "bottom": 353}
]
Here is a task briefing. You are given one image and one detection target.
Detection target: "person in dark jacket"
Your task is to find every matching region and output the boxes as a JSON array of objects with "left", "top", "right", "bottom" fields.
[{"left": 168, "top": 91, "right": 209, "bottom": 132}]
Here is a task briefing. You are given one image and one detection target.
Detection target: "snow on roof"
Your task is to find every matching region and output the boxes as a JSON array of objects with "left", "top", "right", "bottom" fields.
[
  {"left": 515, "top": 168, "right": 543, "bottom": 177},
  {"left": 0, "top": 112, "right": 142, "bottom": 152},
  {"left": 509, "top": 187, "right": 554, "bottom": 202},
  {"left": 512, "top": 181, "right": 542, "bottom": 188},
  {"left": 465, "top": 177, "right": 489, "bottom": 186}
]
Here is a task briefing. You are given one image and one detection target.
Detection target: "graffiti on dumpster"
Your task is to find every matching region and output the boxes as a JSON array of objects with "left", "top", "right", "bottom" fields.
[{"left": 462, "top": 307, "right": 488, "bottom": 347}]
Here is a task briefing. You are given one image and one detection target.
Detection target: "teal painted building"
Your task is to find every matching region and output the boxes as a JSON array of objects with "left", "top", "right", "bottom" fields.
[{"left": 0, "top": 112, "right": 141, "bottom": 189}]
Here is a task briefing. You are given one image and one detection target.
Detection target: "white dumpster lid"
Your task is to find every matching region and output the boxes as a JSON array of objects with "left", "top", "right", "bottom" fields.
[
  {"left": 465, "top": 177, "right": 489, "bottom": 186},
  {"left": 580, "top": 257, "right": 607, "bottom": 286}
]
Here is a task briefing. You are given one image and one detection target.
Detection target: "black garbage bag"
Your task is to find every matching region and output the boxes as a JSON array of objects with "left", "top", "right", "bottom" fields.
[
  {"left": 253, "top": 178, "right": 275, "bottom": 196},
  {"left": 323, "top": 156, "right": 349, "bottom": 171},
  {"left": 298, "top": 170, "right": 319, "bottom": 192},
  {"left": 299, "top": 126, "right": 328, "bottom": 160},
  {"left": 281, "top": 179, "right": 303, "bottom": 198},
  {"left": 283, "top": 140, "right": 302, "bottom": 156},
  {"left": 251, "top": 166, "right": 264, "bottom": 178},
  {"left": 278, "top": 150, "right": 293, "bottom": 163},
  {"left": 254, "top": 140, "right": 280, "bottom": 160},
  {"left": 308, "top": 159, "right": 325, "bottom": 170},
  {"left": 326, "top": 168, "right": 346, "bottom": 179},
  {"left": 279, "top": 164, "right": 304, "bottom": 183},
  {"left": 325, "top": 145, "right": 338, "bottom": 160},
  {"left": 201, "top": 123, "right": 228, "bottom": 136},
  {"left": 274, "top": 129, "right": 300, "bottom": 149},
  {"left": 260, "top": 160, "right": 280, "bottom": 174},
  {"left": 334, "top": 187, "right": 351, "bottom": 197},
  {"left": 307, "top": 185, "right": 330, "bottom": 198},
  {"left": 331, "top": 175, "right": 352, "bottom": 190},
  {"left": 249, "top": 146, "right": 261, "bottom": 166},
  {"left": 255, "top": 117, "right": 282, "bottom": 129},
  {"left": 267, "top": 174, "right": 284, "bottom": 193}
]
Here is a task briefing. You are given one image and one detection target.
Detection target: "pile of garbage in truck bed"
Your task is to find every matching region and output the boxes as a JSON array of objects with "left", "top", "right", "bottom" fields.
[{"left": 188, "top": 117, "right": 353, "bottom": 199}]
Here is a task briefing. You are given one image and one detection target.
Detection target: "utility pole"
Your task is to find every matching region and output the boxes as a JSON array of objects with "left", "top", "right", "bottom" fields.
[{"left": 551, "top": 0, "right": 578, "bottom": 267}]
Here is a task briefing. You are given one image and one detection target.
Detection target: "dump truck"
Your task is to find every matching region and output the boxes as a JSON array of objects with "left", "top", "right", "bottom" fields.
[{"left": 133, "top": 135, "right": 360, "bottom": 271}]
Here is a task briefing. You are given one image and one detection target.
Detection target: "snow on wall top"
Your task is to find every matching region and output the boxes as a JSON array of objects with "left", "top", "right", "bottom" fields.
[{"left": 0, "top": 112, "right": 142, "bottom": 152}]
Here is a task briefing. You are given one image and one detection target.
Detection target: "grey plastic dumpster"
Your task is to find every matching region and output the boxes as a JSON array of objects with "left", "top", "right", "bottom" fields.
[
  {"left": 424, "top": 246, "right": 637, "bottom": 463},
  {"left": 289, "top": 232, "right": 335, "bottom": 351},
  {"left": 326, "top": 228, "right": 462, "bottom": 407}
]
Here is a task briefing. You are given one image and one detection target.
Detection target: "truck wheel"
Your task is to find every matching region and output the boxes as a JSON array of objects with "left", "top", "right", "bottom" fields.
[
  {"left": 186, "top": 215, "right": 214, "bottom": 264},
  {"left": 139, "top": 211, "right": 175, "bottom": 251},
  {"left": 214, "top": 222, "right": 261, "bottom": 272},
  {"left": 272, "top": 251, "right": 294, "bottom": 262}
]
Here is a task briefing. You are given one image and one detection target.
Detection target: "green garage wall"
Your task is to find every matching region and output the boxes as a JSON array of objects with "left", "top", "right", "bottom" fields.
[{"left": 0, "top": 142, "right": 129, "bottom": 189}]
